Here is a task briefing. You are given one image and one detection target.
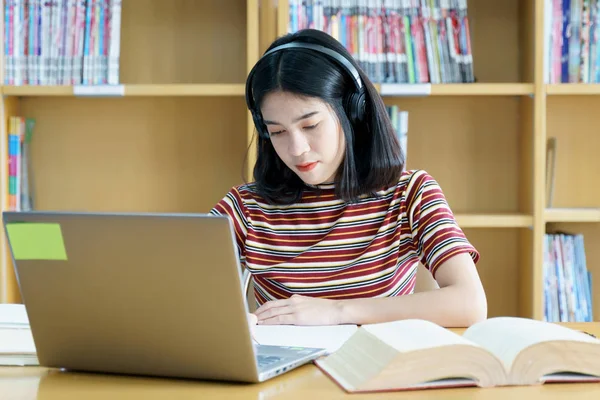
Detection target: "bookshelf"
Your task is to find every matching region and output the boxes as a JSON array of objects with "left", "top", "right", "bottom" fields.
[{"left": 0, "top": 0, "right": 598, "bottom": 323}]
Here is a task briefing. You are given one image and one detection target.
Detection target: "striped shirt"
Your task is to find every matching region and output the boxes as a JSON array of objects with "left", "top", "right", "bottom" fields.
[{"left": 210, "top": 169, "right": 479, "bottom": 307}]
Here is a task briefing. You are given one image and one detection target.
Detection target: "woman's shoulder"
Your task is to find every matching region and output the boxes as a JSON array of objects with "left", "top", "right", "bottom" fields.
[
  {"left": 223, "top": 182, "right": 262, "bottom": 204},
  {"left": 211, "top": 182, "right": 264, "bottom": 219},
  {"left": 396, "top": 169, "right": 439, "bottom": 192}
]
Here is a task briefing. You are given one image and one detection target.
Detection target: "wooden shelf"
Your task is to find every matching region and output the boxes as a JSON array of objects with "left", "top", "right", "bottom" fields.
[
  {"left": 455, "top": 214, "right": 533, "bottom": 228},
  {"left": 125, "top": 84, "right": 245, "bottom": 96},
  {"left": 2, "top": 86, "right": 74, "bottom": 96},
  {"left": 376, "top": 83, "right": 534, "bottom": 97},
  {"left": 1, "top": 84, "right": 246, "bottom": 97},
  {"left": 545, "top": 208, "right": 600, "bottom": 223},
  {"left": 546, "top": 84, "right": 600, "bottom": 95}
]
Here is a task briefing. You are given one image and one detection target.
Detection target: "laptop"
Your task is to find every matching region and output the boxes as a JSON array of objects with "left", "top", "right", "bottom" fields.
[{"left": 2, "top": 210, "right": 327, "bottom": 382}]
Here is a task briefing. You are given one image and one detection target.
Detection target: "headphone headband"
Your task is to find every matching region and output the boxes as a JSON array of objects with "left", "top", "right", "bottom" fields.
[
  {"left": 246, "top": 40, "right": 366, "bottom": 139},
  {"left": 259, "top": 42, "right": 363, "bottom": 91}
]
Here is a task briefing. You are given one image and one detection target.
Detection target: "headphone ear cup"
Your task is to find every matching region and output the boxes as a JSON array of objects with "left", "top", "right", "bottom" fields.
[{"left": 344, "top": 90, "right": 366, "bottom": 124}]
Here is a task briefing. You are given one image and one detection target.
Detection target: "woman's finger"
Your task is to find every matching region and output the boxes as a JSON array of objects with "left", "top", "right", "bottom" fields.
[
  {"left": 255, "top": 299, "right": 290, "bottom": 316},
  {"left": 258, "top": 313, "right": 296, "bottom": 325},
  {"left": 257, "top": 305, "right": 294, "bottom": 323},
  {"left": 247, "top": 313, "right": 258, "bottom": 341}
]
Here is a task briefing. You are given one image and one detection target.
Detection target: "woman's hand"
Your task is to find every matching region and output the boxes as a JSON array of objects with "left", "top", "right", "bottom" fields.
[
  {"left": 248, "top": 312, "right": 258, "bottom": 340},
  {"left": 254, "top": 294, "right": 343, "bottom": 325}
]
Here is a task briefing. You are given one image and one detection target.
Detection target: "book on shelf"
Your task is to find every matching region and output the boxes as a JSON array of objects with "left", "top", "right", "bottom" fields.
[
  {"left": 7, "top": 116, "right": 35, "bottom": 212},
  {"left": 386, "top": 105, "right": 408, "bottom": 162},
  {"left": 545, "top": 137, "right": 557, "bottom": 208},
  {"left": 544, "top": 232, "right": 593, "bottom": 322},
  {"left": 544, "top": 0, "right": 600, "bottom": 83},
  {"left": 4, "top": 0, "right": 122, "bottom": 86},
  {"left": 286, "top": 0, "right": 475, "bottom": 84},
  {"left": 313, "top": 317, "right": 600, "bottom": 393}
]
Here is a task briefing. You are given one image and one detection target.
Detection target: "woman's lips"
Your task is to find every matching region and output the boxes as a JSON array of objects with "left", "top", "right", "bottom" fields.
[{"left": 296, "top": 162, "right": 318, "bottom": 172}]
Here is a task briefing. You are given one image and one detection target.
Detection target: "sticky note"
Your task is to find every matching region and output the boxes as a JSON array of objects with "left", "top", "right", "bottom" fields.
[{"left": 5, "top": 223, "right": 67, "bottom": 260}]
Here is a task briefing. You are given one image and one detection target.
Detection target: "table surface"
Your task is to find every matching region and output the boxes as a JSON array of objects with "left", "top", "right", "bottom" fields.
[{"left": 2, "top": 322, "right": 600, "bottom": 400}]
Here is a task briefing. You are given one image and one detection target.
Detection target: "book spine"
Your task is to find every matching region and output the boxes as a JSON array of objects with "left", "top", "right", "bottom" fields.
[
  {"left": 13, "top": 0, "right": 21, "bottom": 85},
  {"left": 287, "top": 0, "right": 473, "bottom": 83}
]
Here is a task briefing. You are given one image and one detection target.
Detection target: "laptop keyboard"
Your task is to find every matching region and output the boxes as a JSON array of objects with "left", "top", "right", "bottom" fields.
[{"left": 257, "top": 355, "right": 283, "bottom": 369}]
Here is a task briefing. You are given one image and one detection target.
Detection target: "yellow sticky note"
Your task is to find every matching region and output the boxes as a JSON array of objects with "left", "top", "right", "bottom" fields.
[{"left": 5, "top": 223, "right": 68, "bottom": 260}]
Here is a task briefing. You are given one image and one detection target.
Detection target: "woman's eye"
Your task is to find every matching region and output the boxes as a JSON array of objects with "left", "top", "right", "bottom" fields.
[
  {"left": 269, "top": 130, "right": 284, "bottom": 136},
  {"left": 304, "top": 123, "right": 320, "bottom": 130}
]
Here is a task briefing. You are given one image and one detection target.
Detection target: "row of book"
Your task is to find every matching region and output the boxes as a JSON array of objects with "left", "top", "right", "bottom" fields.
[
  {"left": 386, "top": 105, "right": 408, "bottom": 162},
  {"left": 543, "top": 232, "right": 593, "bottom": 322},
  {"left": 287, "top": 0, "right": 475, "bottom": 84},
  {"left": 544, "top": 0, "right": 600, "bottom": 83},
  {"left": 4, "top": 0, "right": 122, "bottom": 86},
  {"left": 7, "top": 116, "right": 35, "bottom": 212}
]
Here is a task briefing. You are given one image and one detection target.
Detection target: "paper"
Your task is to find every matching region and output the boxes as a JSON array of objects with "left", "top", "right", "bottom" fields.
[
  {"left": 253, "top": 324, "right": 358, "bottom": 354},
  {"left": 5, "top": 223, "right": 68, "bottom": 260}
]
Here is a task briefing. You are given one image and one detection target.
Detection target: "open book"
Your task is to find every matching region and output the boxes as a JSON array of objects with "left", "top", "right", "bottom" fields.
[{"left": 314, "top": 317, "right": 600, "bottom": 392}]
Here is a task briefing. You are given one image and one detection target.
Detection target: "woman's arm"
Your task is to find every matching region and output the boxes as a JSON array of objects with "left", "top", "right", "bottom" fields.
[
  {"left": 254, "top": 252, "right": 487, "bottom": 328},
  {"left": 337, "top": 252, "right": 487, "bottom": 327}
]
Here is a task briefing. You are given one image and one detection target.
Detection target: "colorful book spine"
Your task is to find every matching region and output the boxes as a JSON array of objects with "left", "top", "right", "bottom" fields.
[
  {"left": 288, "top": 0, "right": 474, "bottom": 83},
  {"left": 3, "top": 0, "right": 121, "bottom": 86},
  {"left": 8, "top": 117, "right": 21, "bottom": 211},
  {"left": 385, "top": 105, "right": 409, "bottom": 163},
  {"left": 544, "top": 0, "right": 600, "bottom": 82},
  {"left": 543, "top": 232, "right": 593, "bottom": 322},
  {"left": 6, "top": 117, "right": 35, "bottom": 212}
]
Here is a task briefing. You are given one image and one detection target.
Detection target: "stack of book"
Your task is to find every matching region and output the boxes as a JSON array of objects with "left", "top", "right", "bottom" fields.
[{"left": 0, "top": 304, "right": 38, "bottom": 366}]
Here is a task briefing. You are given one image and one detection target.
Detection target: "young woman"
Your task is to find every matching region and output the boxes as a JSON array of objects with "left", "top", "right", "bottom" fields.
[{"left": 211, "top": 29, "right": 487, "bottom": 328}]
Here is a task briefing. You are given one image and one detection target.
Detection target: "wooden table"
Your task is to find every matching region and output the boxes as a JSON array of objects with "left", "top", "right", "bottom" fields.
[{"left": 2, "top": 322, "right": 600, "bottom": 399}]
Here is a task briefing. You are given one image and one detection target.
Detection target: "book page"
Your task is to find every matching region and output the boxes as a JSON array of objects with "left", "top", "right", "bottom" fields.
[
  {"left": 0, "top": 304, "right": 30, "bottom": 329},
  {"left": 253, "top": 324, "right": 359, "bottom": 354},
  {"left": 0, "top": 328, "right": 36, "bottom": 355},
  {"left": 463, "top": 317, "right": 600, "bottom": 370},
  {"left": 362, "top": 319, "right": 478, "bottom": 353}
]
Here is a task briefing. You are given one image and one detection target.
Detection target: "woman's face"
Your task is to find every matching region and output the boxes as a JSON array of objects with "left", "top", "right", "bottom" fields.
[{"left": 260, "top": 91, "right": 346, "bottom": 185}]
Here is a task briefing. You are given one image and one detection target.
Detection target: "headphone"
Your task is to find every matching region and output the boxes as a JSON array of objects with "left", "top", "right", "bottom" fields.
[{"left": 245, "top": 41, "right": 367, "bottom": 139}]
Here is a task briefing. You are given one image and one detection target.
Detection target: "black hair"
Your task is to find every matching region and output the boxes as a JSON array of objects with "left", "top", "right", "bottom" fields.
[{"left": 247, "top": 29, "right": 404, "bottom": 205}]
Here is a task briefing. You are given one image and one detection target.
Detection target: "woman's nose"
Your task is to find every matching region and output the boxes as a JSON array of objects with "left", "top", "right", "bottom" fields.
[{"left": 288, "top": 130, "right": 310, "bottom": 157}]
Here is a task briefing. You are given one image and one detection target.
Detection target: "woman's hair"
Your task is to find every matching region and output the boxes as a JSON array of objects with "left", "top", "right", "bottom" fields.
[{"left": 246, "top": 29, "right": 405, "bottom": 205}]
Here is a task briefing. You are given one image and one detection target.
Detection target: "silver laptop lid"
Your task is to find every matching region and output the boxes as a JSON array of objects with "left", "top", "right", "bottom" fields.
[{"left": 2, "top": 211, "right": 260, "bottom": 382}]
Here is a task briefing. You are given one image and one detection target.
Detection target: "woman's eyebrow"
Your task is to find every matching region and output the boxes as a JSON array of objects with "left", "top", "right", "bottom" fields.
[{"left": 264, "top": 111, "right": 319, "bottom": 125}]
